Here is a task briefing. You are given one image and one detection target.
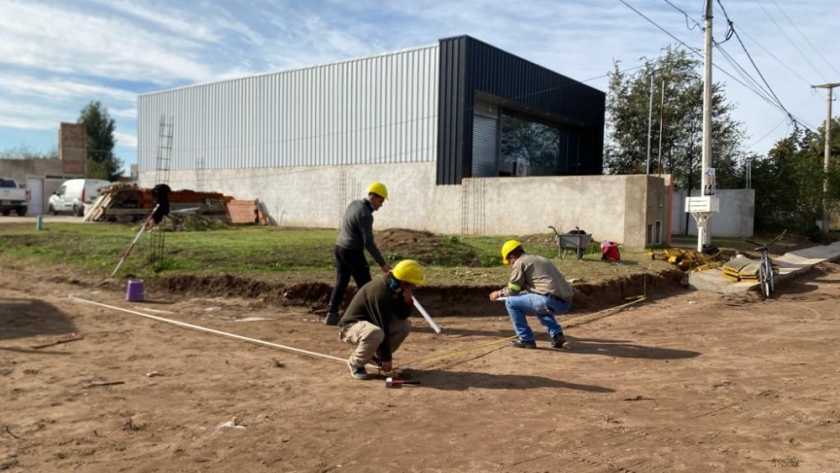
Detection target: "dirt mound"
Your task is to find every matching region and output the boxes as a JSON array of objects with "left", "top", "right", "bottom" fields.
[{"left": 377, "top": 228, "right": 482, "bottom": 266}]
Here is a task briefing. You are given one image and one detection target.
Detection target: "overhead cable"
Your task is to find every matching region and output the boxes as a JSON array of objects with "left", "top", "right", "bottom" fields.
[{"left": 750, "top": 0, "right": 827, "bottom": 82}]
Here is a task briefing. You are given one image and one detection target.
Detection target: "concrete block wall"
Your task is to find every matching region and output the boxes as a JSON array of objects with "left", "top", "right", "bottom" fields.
[
  {"left": 141, "top": 167, "right": 668, "bottom": 249},
  {"left": 671, "top": 189, "right": 754, "bottom": 238},
  {"left": 0, "top": 158, "right": 73, "bottom": 184}
]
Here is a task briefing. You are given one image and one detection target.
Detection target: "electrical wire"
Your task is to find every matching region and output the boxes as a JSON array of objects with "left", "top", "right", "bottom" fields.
[
  {"left": 750, "top": 0, "right": 827, "bottom": 82},
  {"left": 735, "top": 27, "right": 818, "bottom": 88},
  {"left": 716, "top": 0, "right": 786, "bottom": 114},
  {"left": 745, "top": 117, "right": 788, "bottom": 150},
  {"left": 662, "top": 0, "right": 702, "bottom": 31},
  {"left": 715, "top": 43, "right": 776, "bottom": 106},
  {"left": 768, "top": 0, "right": 840, "bottom": 78},
  {"left": 618, "top": 0, "right": 817, "bottom": 132}
]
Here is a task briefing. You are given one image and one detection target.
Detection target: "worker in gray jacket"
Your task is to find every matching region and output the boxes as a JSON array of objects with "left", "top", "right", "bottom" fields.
[
  {"left": 325, "top": 182, "right": 391, "bottom": 326},
  {"left": 489, "top": 240, "right": 574, "bottom": 349}
]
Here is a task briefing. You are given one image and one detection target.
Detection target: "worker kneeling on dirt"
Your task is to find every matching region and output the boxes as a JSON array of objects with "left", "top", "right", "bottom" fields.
[
  {"left": 489, "top": 240, "right": 574, "bottom": 349},
  {"left": 338, "top": 259, "right": 426, "bottom": 380}
]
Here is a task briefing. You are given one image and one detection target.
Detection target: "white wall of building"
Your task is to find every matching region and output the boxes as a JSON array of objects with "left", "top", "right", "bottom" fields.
[
  {"left": 138, "top": 45, "right": 440, "bottom": 173},
  {"left": 139, "top": 168, "right": 666, "bottom": 249},
  {"left": 671, "top": 189, "right": 754, "bottom": 238}
]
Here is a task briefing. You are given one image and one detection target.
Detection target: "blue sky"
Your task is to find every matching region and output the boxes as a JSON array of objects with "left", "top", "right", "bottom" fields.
[{"left": 1, "top": 0, "right": 838, "bottom": 173}]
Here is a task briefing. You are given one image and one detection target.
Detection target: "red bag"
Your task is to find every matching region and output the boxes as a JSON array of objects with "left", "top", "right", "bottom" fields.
[{"left": 600, "top": 241, "right": 621, "bottom": 262}]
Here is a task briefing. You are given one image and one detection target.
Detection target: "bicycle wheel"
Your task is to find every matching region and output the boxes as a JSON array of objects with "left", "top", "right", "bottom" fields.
[
  {"left": 765, "top": 257, "right": 775, "bottom": 295},
  {"left": 758, "top": 259, "right": 771, "bottom": 299}
]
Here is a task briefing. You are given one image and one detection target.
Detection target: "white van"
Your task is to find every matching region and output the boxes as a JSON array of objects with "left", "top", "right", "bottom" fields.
[{"left": 48, "top": 179, "right": 110, "bottom": 216}]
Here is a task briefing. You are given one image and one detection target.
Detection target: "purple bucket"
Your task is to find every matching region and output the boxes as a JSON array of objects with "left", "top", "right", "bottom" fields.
[{"left": 126, "top": 279, "right": 145, "bottom": 302}]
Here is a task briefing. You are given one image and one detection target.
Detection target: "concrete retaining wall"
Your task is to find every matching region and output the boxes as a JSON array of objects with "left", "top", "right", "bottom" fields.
[
  {"left": 139, "top": 166, "right": 668, "bottom": 249},
  {"left": 671, "top": 189, "right": 754, "bottom": 238}
]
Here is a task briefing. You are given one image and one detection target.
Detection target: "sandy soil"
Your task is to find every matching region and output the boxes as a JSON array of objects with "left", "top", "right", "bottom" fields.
[{"left": 2, "top": 262, "right": 840, "bottom": 473}]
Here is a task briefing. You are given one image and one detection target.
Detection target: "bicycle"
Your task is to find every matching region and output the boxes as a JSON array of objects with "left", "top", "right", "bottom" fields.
[{"left": 745, "top": 230, "right": 787, "bottom": 299}]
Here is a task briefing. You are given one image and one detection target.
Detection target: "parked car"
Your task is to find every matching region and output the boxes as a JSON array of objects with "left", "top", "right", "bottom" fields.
[
  {"left": 0, "top": 177, "right": 29, "bottom": 216},
  {"left": 48, "top": 179, "right": 110, "bottom": 216}
]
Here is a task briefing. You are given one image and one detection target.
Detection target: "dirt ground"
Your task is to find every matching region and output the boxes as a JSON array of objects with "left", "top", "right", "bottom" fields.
[{"left": 2, "top": 261, "right": 840, "bottom": 472}]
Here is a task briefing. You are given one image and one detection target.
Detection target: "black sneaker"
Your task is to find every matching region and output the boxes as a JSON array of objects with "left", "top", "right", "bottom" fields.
[
  {"left": 347, "top": 360, "right": 369, "bottom": 380},
  {"left": 324, "top": 313, "right": 340, "bottom": 326},
  {"left": 552, "top": 333, "right": 567, "bottom": 349},
  {"left": 509, "top": 339, "right": 537, "bottom": 349}
]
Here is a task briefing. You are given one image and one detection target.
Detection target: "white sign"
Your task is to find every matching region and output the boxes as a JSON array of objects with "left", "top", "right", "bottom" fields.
[{"left": 685, "top": 196, "right": 720, "bottom": 213}]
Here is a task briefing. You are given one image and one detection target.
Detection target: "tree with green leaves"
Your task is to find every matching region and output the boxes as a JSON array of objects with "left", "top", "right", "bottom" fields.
[
  {"left": 78, "top": 101, "right": 122, "bottom": 180},
  {"left": 751, "top": 119, "right": 840, "bottom": 236},
  {"left": 605, "top": 46, "right": 746, "bottom": 190}
]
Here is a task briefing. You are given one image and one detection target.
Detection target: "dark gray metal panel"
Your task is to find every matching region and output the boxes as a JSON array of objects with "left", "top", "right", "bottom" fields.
[
  {"left": 436, "top": 37, "right": 467, "bottom": 185},
  {"left": 436, "top": 35, "right": 605, "bottom": 183},
  {"left": 465, "top": 37, "right": 605, "bottom": 177}
]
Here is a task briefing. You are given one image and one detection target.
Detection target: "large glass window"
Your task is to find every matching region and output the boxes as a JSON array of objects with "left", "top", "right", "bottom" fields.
[
  {"left": 500, "top": 113, "right": 560, "bottom": 175},
  {"left": 499, "top": 111, "right": 574, "bottom": 176}
]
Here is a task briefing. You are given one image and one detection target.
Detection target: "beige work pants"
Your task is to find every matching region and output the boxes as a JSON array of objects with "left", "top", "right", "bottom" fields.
[{"left": 340, "top": 317, "right": 411, "bottom": 368}]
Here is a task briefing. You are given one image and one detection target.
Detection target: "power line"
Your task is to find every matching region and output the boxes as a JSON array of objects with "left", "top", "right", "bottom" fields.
[
  {"left": 662, "top": 0, "right": 702, "bottom": 30},
  {"left": 745, "top": 116, "right": 788, "bottom": 150},
  {"left": 750, "top": 0, "right": 827, "bottom": 82},
  {"left": 618, "top": 0, "right": 817, "bottom": 131},
  {"left": 716, "top": 0, "right": 786, "bottom": 111},
  {"left": 715, "top": 44, "right": 777, "bottom": 106},
  {"left": 768, "top": 0, "right": 840, "bottom": 78},
  {"left": 735, "top": 26, "right": 817, "bottom": 88}
]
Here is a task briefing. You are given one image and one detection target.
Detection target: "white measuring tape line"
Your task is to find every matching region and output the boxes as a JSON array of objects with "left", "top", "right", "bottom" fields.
[{"left": 68, "top": 295, "right": 347, "bottom": 363}]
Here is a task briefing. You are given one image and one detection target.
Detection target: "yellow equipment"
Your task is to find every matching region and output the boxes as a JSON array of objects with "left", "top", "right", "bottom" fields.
[{"left": 647, "top": 247, "right": 725, "bottom": 272}]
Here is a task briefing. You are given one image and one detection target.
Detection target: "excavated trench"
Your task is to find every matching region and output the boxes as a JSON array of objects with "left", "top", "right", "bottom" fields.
[{"left": 148, "top": 269, "right": 688, "bottom": 317}]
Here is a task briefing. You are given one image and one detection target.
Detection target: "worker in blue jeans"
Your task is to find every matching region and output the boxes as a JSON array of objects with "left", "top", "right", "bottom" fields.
[{"left": 489, "top": 240, "right": 574, "bottom": 349}]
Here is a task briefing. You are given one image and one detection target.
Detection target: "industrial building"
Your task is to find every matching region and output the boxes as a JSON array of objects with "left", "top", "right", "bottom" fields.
[{"left": 137, "top": 35, "right": 670, "bottom": 248}]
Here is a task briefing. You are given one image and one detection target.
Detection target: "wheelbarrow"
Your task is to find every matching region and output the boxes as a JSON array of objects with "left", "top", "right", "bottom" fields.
[{"left": 548, "top": 226, "right": 592, "bottom": 261}]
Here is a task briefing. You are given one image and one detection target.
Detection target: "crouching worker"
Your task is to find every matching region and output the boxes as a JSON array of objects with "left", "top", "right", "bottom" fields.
[
  {"left": 339, "top": 259, "right": 426, "bottom": 379},
  {"left": 489, "top": 240, "right": 574, "bottom": 350}
]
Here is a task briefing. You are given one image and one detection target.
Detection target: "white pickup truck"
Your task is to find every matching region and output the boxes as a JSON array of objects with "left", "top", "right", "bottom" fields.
[{"left": 0, "top": 178, "right": 30, "bottom": 216}]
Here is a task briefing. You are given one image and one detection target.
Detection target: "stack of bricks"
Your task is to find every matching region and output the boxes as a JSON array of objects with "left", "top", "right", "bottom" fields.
[{"left": 226, "top": 199, "right": 260, "bottom": 224}]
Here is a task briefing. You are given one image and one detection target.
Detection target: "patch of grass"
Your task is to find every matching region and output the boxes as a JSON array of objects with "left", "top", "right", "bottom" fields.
[{"left": 0, "top": 222, "right": 674, "bottom": 285}]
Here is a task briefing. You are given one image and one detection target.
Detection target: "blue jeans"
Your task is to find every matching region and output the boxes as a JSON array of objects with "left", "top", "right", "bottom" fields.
[{"left": 505, "top": 293, "right": 571, "bottom": 342}]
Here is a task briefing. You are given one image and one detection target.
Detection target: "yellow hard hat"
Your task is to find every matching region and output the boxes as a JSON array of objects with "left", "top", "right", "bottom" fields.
[
  {"left": 367, "top": 182, "right": 388, "bottom": 199},
  {"left": 392, "top": 259, "right": 426, "bottom": 286},
  {"left": 501, "top": 240, "right": 523, "bottom": 264}
]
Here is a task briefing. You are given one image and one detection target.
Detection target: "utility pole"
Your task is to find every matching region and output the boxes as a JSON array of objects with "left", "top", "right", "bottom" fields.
[
  {"left": 657, "top": 78, "right": 666, "bottom": 174},
  {"left": 686, "top": 0, "right": 720, "bottom": 251},
  {"left": 646, "top": 71, "right": 654, "bottom": 175},
  {"left": 812, "top": 82, "right": 839, "bottom": 233}
]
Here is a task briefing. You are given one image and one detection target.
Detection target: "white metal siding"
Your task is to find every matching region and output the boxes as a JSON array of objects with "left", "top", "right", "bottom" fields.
[{"left": 138, "top": 46, "right": 440, "bottom": 172}]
